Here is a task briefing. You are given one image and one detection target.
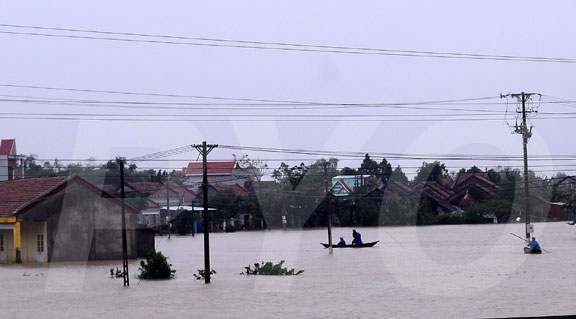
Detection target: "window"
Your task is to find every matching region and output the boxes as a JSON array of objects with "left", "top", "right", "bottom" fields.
[{"left": 37, "top": 234, "right": 44, "bottom": 253}]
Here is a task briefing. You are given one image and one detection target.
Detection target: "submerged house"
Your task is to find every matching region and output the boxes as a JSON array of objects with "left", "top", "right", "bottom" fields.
[
  {"left": 182, "top": 161, "right": 248, "bottom": 188},
  {"left": 412, "top": 181, "right": 459, "bottom": 215},
  {"left": 449, "top": 172, "right": 498, "bottom": 209},
  {"left": 0, "top": 175, "right": 152, "bottom": 264}
]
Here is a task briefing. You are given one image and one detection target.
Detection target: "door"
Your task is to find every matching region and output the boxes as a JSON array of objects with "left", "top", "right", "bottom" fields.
[
  {"left": 0, "top": 234, "right": 4, "bottom": 263},
  {"left": 36, "top": 234, "right": 44, "bottom": 263}
]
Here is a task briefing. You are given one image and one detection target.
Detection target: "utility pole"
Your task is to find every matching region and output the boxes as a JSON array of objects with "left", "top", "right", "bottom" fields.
[
  {"left": 119, "top": 160, "right": 130, "bottom": 287},
  {"left": 166, "top": 175, "right": 171, "bottom": 239},
  {"left": 323, "top": 162, "right": 333, "bottom": 253},
  {"left": 193, "top": 141, "right": 218, "bottom": 283},
  {"left": 501, "top": 92, "right": 541, "bottom": 241}
]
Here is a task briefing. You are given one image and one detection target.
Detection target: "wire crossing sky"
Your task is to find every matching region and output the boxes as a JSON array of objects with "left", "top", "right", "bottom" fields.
[{"left": 0, "top": 1, "right": 574, "bottom": 176}]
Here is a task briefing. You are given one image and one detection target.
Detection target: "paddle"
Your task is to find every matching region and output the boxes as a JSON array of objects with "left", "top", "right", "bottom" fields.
[{"left": 509, "top": 233, "right": 550, "bottom": 253}]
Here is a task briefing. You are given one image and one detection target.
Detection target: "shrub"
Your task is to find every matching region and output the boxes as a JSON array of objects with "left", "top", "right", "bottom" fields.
[
  {"left": 137, "top": 250, "right": 176, "bottom": 279},
  {"left": 109, "top": 267, "right": 124, "bottom": 278},
  {"left": 193, "top": 269, "right": 216, "bottom": 280},
  {"left": 241, "top": 260, "right": 303, "bottom": 276}
]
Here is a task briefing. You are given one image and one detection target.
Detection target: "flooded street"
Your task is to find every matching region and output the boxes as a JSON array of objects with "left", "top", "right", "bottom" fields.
[{"left": 2, "top": 222, "right": 576, "bottom": 318}]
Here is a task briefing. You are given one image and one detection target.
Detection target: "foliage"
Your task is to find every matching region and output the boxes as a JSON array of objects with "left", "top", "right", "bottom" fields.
[
  {"left": 193, "top": 269, "right": 216, "bottom": 280},
  {"left": 389, "top": 166, "right": 409, "bottom": 185},
  {"left": 174, "top": 210, "right": 195, "bottom": 235},
  {"left": 109, "top": 267, "right": 124, "bottom": 278},
  {"left": 241, "top": 260, "right": 304, "bottom": 276},
  {"left": 358, "top": 154, "right": 393, "bottom": 182},
  {"left": 340, "top": 167, "right": 358, "bottom": 175},
  {"left": 379, "top": 194, "right": 416, "bottom": 225},
  {"left": 413, "top": 161, "right": 448, "bottom": 185},
  {"left": 466, "top": 199, "right": 516, "bottom": 223},
  {"left": 137, "top": 250, "right": 176, "bottom": 280}
]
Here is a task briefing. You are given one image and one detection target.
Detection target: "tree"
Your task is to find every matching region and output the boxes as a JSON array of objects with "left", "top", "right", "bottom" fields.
[
  {"left": 467, "top": 165, "right": 483, "bottom": 173},
  {"left": 358, "top": 154, "right": 392, "bottom": 180},
  {"left": 389, "top": 165, "right": 409, "bottom": 185},
  {"left": 340, "top": 167, "right": 358, "bottom": 175},
  {"left": 413, "top": 161, "right": 448, "bottom": 185}
]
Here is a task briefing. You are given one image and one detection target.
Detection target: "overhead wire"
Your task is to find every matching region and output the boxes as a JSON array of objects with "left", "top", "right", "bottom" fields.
[{"left": 1, "top": 23, "right": 575, "bottom": 63}]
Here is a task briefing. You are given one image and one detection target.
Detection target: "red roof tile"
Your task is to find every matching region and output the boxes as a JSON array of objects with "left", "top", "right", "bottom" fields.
[
  {"left": 454, "top": 172, "right": 497, "bottom": 188},
  {"left": 0, "top": 139, "right": 15, "bottom": 155},
  {"left": 127, "top": 182, "right": 164, "bottom": 195},
  {"left": 184, "top": 161, "right": 237, "bottom": 175},
  {"left": 168, "top": 181, "right": 199, "bottom": 202},
  {"left": 0, "top": 175, "right": 138, "bottom": 217},
  {"left": 0, "top": 176, "right": 68, "bottom": 216},
  {"left": 214, "top": 184, "right": 247, "bottom": 196}
]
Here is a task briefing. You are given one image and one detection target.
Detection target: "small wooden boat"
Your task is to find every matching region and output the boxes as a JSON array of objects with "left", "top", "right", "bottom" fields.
[
  {"left": 524, "top": 247, "right": 542, "bottom": 254},
  {"left": 321, "top": 241, "right": 379, "bottom": 248}
]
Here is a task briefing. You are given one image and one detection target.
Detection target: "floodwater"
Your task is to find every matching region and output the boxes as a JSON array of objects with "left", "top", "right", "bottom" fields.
[{"left": 2, "top": 222, "right": 576, "bottom": 319}]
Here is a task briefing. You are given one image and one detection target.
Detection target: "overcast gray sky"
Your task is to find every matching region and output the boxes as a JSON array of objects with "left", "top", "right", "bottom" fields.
[{"left": 1, "top": 1, "right": 575, "bottom": 177}]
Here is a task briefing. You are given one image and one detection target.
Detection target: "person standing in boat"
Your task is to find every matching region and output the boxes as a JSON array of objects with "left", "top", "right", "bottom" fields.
[
  {"left": 527, "top": 236, "right": 542, "bottom": 254},
  {"left": 352, "top": 229, "right": 363, "bottom": 245},
  {"left": 337, "top": 236, "right": 346, "bottom": 246}
]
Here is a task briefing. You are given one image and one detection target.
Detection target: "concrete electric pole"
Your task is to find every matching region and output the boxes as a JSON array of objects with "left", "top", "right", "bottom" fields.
[{"left": 501, "top": 92, "right": 541, "bottom": 241}]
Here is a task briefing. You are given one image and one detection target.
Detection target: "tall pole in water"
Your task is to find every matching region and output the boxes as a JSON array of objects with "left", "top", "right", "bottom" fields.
[
  {"left": 119, "top": 159, "right": 130, "bottom": 287},
  {"left": 501, "top": 92, "right": 540, "bottom": 241},
  {"left": 193, "top": 142, "right": 218, "bottom": 283},
  {"left": 166, "top": 176, "right": 171, "bottom": 239},
  {"left": 323, "top": 162, "right": 333, "bottom": 253}
]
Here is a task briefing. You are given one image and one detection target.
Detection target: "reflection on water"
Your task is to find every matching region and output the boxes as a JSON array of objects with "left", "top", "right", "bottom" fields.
[{"left": 1, "top": 222, "right": 575, "bottom": 318}]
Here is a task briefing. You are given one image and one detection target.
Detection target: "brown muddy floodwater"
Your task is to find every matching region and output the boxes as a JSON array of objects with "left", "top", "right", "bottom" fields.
[{"left": 1, "top": 222, "right": 576, "bottom": 318}]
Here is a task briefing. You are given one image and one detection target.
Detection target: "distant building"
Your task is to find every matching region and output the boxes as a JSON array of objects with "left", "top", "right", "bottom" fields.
[
  {"left": 364, "top": 179, "right": 413, "bottom": 200},
  {"left": 0, "top": 175, "right": 153, "bottom": 263},
  {"left": 449, "top": 172, "right": 498, "bottom": 209},
  {"left": 105, "top": 181, "right": 200, "bottom": 230},
  {"left": 182, "top": 161, "right": 251, "bottom": 188},
  {"left": 0, "top": 139, "right": 23, "bottom": 182},
  {"left": 412, "top": 181, "right": 459, "bottom": 214},
  {"left": 556, "top": 176, "right": 576, "bottom": 201},
  {"left": 331, "top": 175, "right": 371, "bottom": 197}
]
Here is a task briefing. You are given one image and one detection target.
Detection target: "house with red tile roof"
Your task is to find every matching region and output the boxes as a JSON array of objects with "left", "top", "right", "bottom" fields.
[
  {"left": 449, "top": 172, "right": 498, "bottom": 209},
  {"left": 104, "top": 180, "right": 201, "bottom": 230},
  {"left": 0, "top": 175, "right": 152, "bottom": 263},
  {"left": 412, "top": 181, "right": 460, "bottom": 214},
  {"left": 182, "top": 161, "right": 250, "bottom": 188},
  {"left": 364, "top": 180, "right": 414, "bottom": 200},
  {"left": 0, "top": 139, "right": 22, "bottom": 182}
]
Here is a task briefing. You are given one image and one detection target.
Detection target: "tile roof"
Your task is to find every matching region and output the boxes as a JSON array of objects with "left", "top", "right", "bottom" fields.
[
  {"left": 0, "top": 139, "right": 15, "bottom": 155},
  {"left": 389, "top": 181, "right": 413, "bottom": 193},
  {"left": 183, "top": 161, "right": 237, "bottom": 175},
  {"left": 453, "top": 172, "right": 497, "bottom": 188},
  {"left": 0, "top": 175, "right": 138, "bottom": 217},
  {"left": 0, "top": 176, "right": 68, "bottom": 216},
  {"left": 126, "top": 182, "right": 164, "bottom": 195},
  {"left": 214, "top": 184, "right": 247, "bottom": 196},
  {"left": 168, "top": 181, "right": 199, "bottom": 202}
]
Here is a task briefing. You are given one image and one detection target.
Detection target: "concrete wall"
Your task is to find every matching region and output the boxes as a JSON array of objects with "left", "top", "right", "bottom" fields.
[{"left": 20, "top": 183, "right": 141, "bottom": 262}]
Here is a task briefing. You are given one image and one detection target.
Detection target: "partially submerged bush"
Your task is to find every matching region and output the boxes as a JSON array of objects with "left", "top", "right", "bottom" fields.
[
  {"left": 241, "top": 260, "right": 303, "bottom": 276},
  {"left": 193, "top": 269, "right": 216, "bottom": 280},
  {"left": 109, "top": 267, "right": 124, "bottom": 278},
  {"left": 137, "top": 250, "right": 176, "bottom": 279}
]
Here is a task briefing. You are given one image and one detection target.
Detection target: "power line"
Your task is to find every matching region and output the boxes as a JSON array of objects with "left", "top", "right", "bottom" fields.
[
  {"left": 1, "top": 24, "right": 575, "bottom": 63},
  {"left": 3, "top": 114, "right": 576, "bottom": 122}
]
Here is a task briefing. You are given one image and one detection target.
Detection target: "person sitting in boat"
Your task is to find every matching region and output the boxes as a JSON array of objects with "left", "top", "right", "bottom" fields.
[
  {"left": 527, "top": 236, "right": 542, "bottom": 254},
  {"left": 352, "top": 229, "right": 363, "bottom": 245},
  {"left": 337, "top": 236, "right": 346, "bottom": 246}
]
